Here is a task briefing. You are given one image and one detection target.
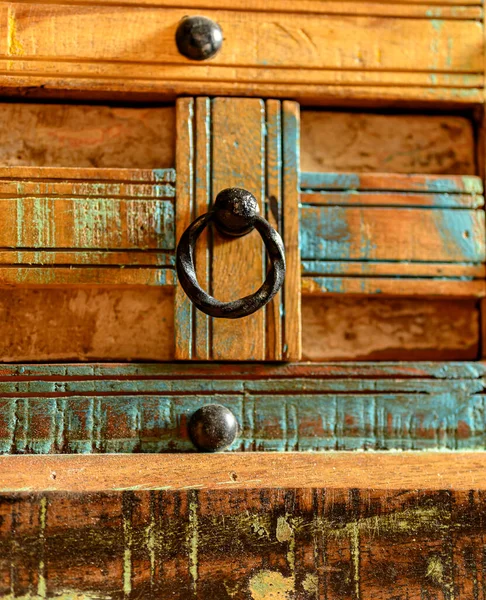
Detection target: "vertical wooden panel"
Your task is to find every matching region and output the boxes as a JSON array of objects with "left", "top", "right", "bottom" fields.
[
  {"left": 175, "top": 98, "right": 194, "bottom": 360},
  {"left": 194, "top": 98, "right": 212, "bottom": 361},
  {"left": 283, "top": 101, "right": 302, "bottom": 360},
  {"left": 265, "top": 100, "right": 283, "bottom": 361},
  {"left": 175, "top": 98, "right": 301, "bottom": 361},
  {"left": 211, "top": 98, "right": 266, "bottom": 361}
]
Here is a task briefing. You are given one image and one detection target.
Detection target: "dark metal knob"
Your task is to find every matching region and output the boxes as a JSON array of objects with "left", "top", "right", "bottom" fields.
[
  {"left": 189, "top": 404, "right": 239, "bottom": 452},
  {"left": 176, "top": 188, "right": 286, "bottom": 319},
  {"left": 176, "top": 16, "right": 223, "bottom": 61}
]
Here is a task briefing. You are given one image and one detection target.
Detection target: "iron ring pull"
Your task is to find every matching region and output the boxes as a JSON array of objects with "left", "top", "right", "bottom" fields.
[{"left": 176, "top": 188, "right": 286, "bottom": 319}]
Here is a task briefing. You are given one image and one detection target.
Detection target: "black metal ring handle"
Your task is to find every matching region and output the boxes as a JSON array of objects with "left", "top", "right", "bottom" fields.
[{"left": 176, "top": 188, "right": 286, "bottom": 319}]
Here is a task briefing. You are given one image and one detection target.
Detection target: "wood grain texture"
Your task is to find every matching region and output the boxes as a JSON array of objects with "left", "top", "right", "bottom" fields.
[
  {"left": 0, "top": 167, "right": 176, "bottom": 287},
  {"left": 2, "top": 486, "right": 486, "bottom": 598},
  {"left": 175, "top": 98, "right": 300, "bottom": 361},
  {"left": 174, "top": 98, "right": 194, "bottom": 360},
  {"left": 301, "top": 112, "right": 477, "bottom": 175},
  {"left": 301, "top": 172, "right": 485, "bottom": 297},
  {"left": 211, "top": 98, "right": 266, "bottom": 361},
  {"left": 302, "top": 297, "right": 480, "bottom": 361},
  {"left": 0, "top": 103, "right": 175, "bottom": 168},
  {"left": 3, "top": 452, "right": 486, "bottom": 491},
  {"left": 0, "top": 288, "right": 175, "bottom": 362},
  {"left": 0, "top": 361, "right": 483, "bottom": 452},
  {"left": 282, "top": 101, "right": 301, "bottom": 360},
  {"left": 265, "top": 100, "right": 283, "bottom": 361},
  {"left": 0, "top": 4, "right": 481, "bottom": 104},
  {"left": 15, "top": 0, "right": 483, "bottom": 16}
]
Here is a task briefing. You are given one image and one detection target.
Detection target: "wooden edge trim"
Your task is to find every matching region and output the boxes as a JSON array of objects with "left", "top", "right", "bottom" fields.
[{"left": 1, "top": 453, "right": 485, "bottom": 493}]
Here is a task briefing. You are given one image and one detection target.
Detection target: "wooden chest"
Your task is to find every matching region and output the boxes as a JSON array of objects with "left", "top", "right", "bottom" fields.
[{"left": 0, "top": 2, "right": 485, "bottom": 598}]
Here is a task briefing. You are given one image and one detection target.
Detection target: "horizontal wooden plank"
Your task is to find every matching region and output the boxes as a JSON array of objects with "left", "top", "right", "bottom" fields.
[
  {"left": 301, "top": 112, "right": 477, "bottom": 175},
  {"left": 300, "top": 206, "right": 485, "bottom": 262},
  {"left": 15, "top": 1, "right": 482, "bottom": 17},
  {"left": 0, "top": 167, "right": 177, "bottom": 285},
  {"left": 0, "top": 376, "right": 481, "bottom": 395},
  {"left": 1, "top": 453, "right": 486, "bottom": 491},
  {"left": 302, "top": 191, "right": 484, "bottom": 208},
  {"left": 0, "top": 267, "right": 175, "bottom": 287},
  {"left": 0, "top": 362, "right": 482, "bottom": 453},
  {"left": 0, "top": 250, "right": 175, "bottom": 266},
  {"left": 300, "top": 172, "right": 483, "bottom": 193},
  {"left": 302, "top": 276, "right": 486, "bottom": 296},
  {"left": 0, "top": 198, "right": 174, "bottom": 249},
  {"left": 0, "top": 361, "right": 482, "bottom": 379},
  {"left": 0, "top": 4, "right": 480, "bottom": 102},
  {"left": 0, "top": 166, "right": 176, "bottom": 184},
  {"left": 6, "top": 6, "right": 481, "bottom": 72},
  {"left": 0, "top": 484, "right": 485, "bottom": 598},
  {"left": 302, "top": 260, "right": 486, "bottom": 278},
  {"left": 0, "top": 392, "right": 483, "bottom": 453}
]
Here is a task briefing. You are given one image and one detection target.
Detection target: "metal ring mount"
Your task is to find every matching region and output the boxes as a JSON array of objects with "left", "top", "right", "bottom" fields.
[{"left": 176, "top": 188, "right": 286, "bottom": 319}]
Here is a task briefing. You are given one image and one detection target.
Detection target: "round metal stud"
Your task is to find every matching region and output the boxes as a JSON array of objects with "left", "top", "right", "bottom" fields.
[
  {"left": 176, "top": 16, "right": 223, "bottom": 61},
  {"left": 189, "top": 404, "right": 239, "bottom": 452}
]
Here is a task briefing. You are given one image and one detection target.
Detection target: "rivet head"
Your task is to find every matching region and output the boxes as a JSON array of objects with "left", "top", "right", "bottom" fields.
[
  {"left": 189, "top": 404, "right": 239, "bottom": 452},
  {"left": 213, "top": 187, "right": 260, "bottom": 237},
  {"left": 176, "top": 16, "right": 223, "bottom": 61}
]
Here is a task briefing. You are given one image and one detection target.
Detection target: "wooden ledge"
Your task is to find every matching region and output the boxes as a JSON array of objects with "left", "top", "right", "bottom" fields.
[{"left": 1, "top": 453, "right": 485, "bottom": 493}]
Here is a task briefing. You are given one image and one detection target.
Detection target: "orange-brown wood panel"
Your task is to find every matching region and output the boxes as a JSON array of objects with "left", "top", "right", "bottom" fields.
[
  {"left": 174, "top": 97, "right": 300, "bottom": 361},
  {"left": 0, "top": 3, "right": 481, "bottom": 104}
]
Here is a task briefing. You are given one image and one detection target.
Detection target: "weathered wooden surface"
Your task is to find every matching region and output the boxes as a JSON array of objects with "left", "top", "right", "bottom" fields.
[
  {"left": 0, "top": 288, "right": 174, "bottom": 362},
  {"left": 0, "top": 3, "right": 481, "bottom": 104},
  {"left": 301, "top": 112, "right": 476, "bottom": 174},
  {"left": 0, "top": 362, "right": 483, "bottom": 452},
  {"left": 3, "top": 451, "right": 486, "bottom": 491},
  {"left": 302, "top": 297, "right": 480, "bottom": 361},
  {"left": 0, "top": 103, "right": 175, "bottom": 168},
  {"left": 21, "top": 0, "right": 483, "bottom": 17},
  {"left": 0, "top": 167, "right": 175, "bottom": 286},
  {"left": 301, "top": 172, "right": 485, "bottom": 297},
  {"left": 1, "top": 454, "right": 486, "bottom": 597},
  {"left": 175, "top": 97, "right": 300, "bottom": 361}
]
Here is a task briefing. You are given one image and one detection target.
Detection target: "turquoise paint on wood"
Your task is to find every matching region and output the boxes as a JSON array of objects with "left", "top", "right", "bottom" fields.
[
  {"left": 300, "top": 172, "right": 483, "bottom": 194},
  {"left": 0, "top": 362, "right": 483, "bottom": 454},
  {"left": 300, "top": 206, "right": 485, "bottom": 262},
  {"left": 301, "top": 191, "right": 484, "bottom": 209},
  {"left": 0, "top": 361, "right": 483, "bottom": 379},
  {"left": 0, "top": 392, "right": 483, "bottom": 453}
]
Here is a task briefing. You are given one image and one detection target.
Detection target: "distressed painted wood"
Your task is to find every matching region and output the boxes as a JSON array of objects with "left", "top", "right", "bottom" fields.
[
  {"left": 175, "top": 97, "right": 300, "bottom": 361},
  {"left": 1, "top": 455, "right": 486, "bottom": 597},
  {"left": 301, "top": 112, "right": 476, "bottom": 175},
  {"left": 0, "top": 167, "right": 176, "bottom": 286},
  {"left": 0, "top": 361, "right": 483, "bottom": 452},
  {"left": 0, "top": 4, "right": 481, "bottom": 104},
  {"left": 301, "top": 172, "right": 485, "bottom": 297},
  {"left": 302, "top": 297, "right": 480, "bottom": 361}
]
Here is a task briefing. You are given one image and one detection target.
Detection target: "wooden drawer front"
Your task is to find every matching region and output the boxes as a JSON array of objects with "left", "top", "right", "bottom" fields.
[
  {"left": 0, "top": 362, "right": 483, "bottom": 453},
  {"left": 1, "top": 453, "right": 486, "bottom": 599},
  {"left": 0, "top": 2, "right": 482, "bottom": 103},
  {"left": 0, "top": 167, "right": 175, "bottom": 286},
  {"left": 301, "top": 172, "right": 485, "bottom": 297}
]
